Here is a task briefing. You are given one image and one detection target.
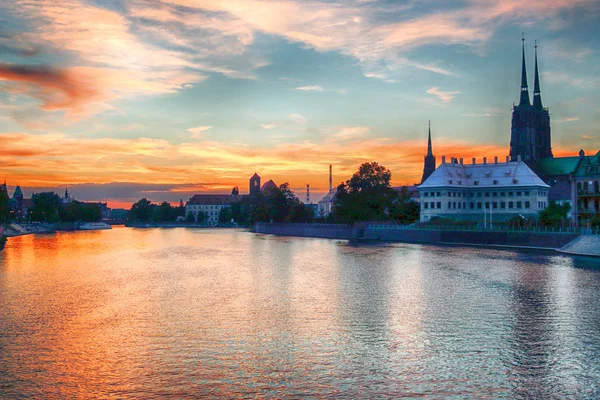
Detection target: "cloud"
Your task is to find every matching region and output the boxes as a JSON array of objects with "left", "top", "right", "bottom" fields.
[
  {"left": 288, "top": 113, "right": 307, "bottom": 124},
  {"left": 581, "top": 135, "right": 593, "bottom": 140},
  {"left": 328, "top": 126, "right": 370, "bottom": 141},
  {"left": 0, "top": 63, "right": 105, "bottom": 113},
  {"left": 187, "top": 126, "right": 212, "bottom": 138},
  {"left": 558, "top": 117, "right": 580, "bottom": 123},
  {"left": 464, "top": 113, "right": 492, "bottom": 117},
  {"left": 261, "top": 124, "right": 277, "bottom": 129},
  {"left": 427, "top": 87, "right": 461, "bottom": 103},
  {"left": 295, "top": 85, "right": 324, "bottom": 92}
]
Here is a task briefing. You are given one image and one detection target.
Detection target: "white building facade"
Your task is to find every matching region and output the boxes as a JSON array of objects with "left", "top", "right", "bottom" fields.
[
  {"left": 185, "top": 195, "right": 238, "bottom": 224},
  {"left": 418, "top": 156, "right": 550, "bottom": 223}
]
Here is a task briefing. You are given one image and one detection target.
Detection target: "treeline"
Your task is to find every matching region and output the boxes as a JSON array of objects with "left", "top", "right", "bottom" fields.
[
  {"left": 230, "top": 183, "right": 314, "bottom": 225},
  {"left": 0, "top": 191, "right": 102, "bottom": 223},
  {"left": 328, "top": 162, "right": 420, "bottom": 224},
  {"left": 128, "top": 199, "right": 186, "bottom": 223},
  {"left": 128, "top": 183, "right": 314, "bottom": 225}
]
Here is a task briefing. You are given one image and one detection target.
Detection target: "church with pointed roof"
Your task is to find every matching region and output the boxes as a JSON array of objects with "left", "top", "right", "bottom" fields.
[{"left": 510, "top": 36, "right": 552, "bottom": 163}]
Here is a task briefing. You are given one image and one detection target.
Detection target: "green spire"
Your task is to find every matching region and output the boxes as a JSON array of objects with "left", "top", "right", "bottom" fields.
[{"left": 519, "top": 34, "right": 531, "bottom": 107}]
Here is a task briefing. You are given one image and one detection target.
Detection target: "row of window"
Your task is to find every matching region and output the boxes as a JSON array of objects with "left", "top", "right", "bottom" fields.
[
  {"left": 423, "top": 190, "right": 547, "bottom": 198},
  {"left": 423, "top": 201, "right": 544, "bottom": 210},
  {"left": 189, "top": 205, "right": 224, "bottom": 210}
]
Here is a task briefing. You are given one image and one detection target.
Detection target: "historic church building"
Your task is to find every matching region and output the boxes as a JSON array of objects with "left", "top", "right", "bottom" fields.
[{"left": 510, "top": 37, "right": 553, "bottom": 163}]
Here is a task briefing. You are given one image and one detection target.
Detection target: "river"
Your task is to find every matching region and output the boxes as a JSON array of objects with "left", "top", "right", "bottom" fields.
[{"left": 1, "top": 227, "right": 599, "bottom": 398}]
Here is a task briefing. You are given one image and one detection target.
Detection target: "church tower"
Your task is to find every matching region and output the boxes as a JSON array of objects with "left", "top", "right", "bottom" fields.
[
  {"left": 510, "top": 36, "right": 552, "bottom": 163},
  {"left": 249, "top": 173, "right": 261, "bottom": 196},
  {"left": 421, "top": 121, "right": 436, "bottom": 184},
  {"left": 532, "top": 41, "right": 552, "bottom": 159}
]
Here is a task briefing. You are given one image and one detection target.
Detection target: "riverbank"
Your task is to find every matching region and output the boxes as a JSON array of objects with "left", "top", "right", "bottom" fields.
[
  {"left": 126, "top": 222, "right": 240, "bottom": 229},
  {"left": 253, "top": 222, "right": 584, "bottom": 253}
]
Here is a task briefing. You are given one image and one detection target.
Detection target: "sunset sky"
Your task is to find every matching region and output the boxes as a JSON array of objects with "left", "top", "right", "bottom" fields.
[{"left": 1, "top": 0, "right": 599, "bottom": 207}]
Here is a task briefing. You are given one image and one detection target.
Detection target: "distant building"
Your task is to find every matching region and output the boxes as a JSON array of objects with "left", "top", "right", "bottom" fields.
[
  {"left": 62, "top": 187, "right": 75, "bottom": 204},
  {"left": 421, "top": 121, "right": 436, "bottom": 184},
  {"left": 317, "top": 164, "right": 338, "bottom": 217},
  {"left": 260, "top": 179, "right": 278, "bottom": 192},
  {"left": 418, "top": 156, "right": 550, "bottom": 223},
  {"left": 249, "top": 173, "right": 261, "bottom": 196},
  {"left": 185, "top": 194, "right": 240, "bottom": 224}
]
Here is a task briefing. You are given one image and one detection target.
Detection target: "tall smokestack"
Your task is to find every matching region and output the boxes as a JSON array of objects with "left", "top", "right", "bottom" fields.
[
  {"left": 329, "top": 165, "right": 332, "bottom": 192},
  {"left": 306, "top": 184, "right": 310, "bottom": 203}
]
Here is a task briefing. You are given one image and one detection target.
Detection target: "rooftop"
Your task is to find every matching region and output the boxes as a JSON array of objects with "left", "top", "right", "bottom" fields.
[
  {"left": 419, "top": 158, "right": 549, "bottom": 190},
  {"left": 187, "top": 194, "right": 241, "bottom": 205}
]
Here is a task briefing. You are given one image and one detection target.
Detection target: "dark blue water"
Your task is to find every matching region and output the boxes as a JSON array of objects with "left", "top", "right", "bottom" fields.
[{"left": 1, "top": 228, "right": 600, "bottom": 398}]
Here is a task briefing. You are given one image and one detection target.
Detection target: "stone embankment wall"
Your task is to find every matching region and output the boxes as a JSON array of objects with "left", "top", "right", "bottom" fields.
[
  {"left": 254, "top": 223, "right": 580, "bottom": 250},
  {"left": 254, "top": 223, "right": 355, "bottom": 240}
]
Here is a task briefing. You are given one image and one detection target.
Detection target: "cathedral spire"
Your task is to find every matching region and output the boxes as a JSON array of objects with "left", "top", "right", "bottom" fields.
[
  {"left": 533, "top": 40, "right": 543, "bottom": 109},
  {"left": 427, "top": 120, "right": 433, "bottom": 156},
  {"left": 519, "top": 34, "right": 531, "bottom": 107}
]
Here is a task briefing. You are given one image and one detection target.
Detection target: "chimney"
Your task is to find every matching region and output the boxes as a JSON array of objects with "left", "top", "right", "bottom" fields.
[
  {"left": 472, "top": 157, "right": 476, "bottom": 165},
  {"left": 442, "top": 156, "right": 446, "bottom": 163},
  {"left": 506, "top": 156, "right": 509, "bottom": 163},
  {"left": 483, "top": 157, "right": 487, "bottom": 165},
  {"left": 460, "top": 158, "right": 463, "bottom": 165},
  {"left": 329, "top": 165, "right": 332, "bottom": 191},
  {"left": 306, "top": 184, "right": 310, "bottom": 203},
  {"left": 517, "top": 155, "right": 522, "bottom": 162},
  {"left": 494, "top": 156, "right": 498, "bottom": 164}
]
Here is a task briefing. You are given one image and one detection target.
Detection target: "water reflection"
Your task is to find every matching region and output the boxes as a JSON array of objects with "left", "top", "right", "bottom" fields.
[{"left": 1, "top": 229, "right": 600, "bottom": 397}]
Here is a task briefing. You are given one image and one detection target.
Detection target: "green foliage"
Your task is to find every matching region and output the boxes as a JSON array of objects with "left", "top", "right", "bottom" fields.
[
  {"left": 0, "top": 187, "right": 10, "bottom": 223},
  {"left": 59, "top": 202, "right": 102, "bottom": 222},
  {"left": 332, "top": 162, "right": 395, "bottom": 223},
  {"left": 30, "top": 192, "right": 62, "bottom": 222},
  {"left": 287, "top": 202, "right": 313, "bottom": 223},
  {"left": 129, "top": 198, "right": 154, "bottom": 222},
  {"left": 195, "top": 210, "right": 208, "bottom": 223},
  {"left": 153, "top": 201, "right": 174, "bottom": 222},
  {"left": 539, "top": 201, "right": 571, "bottom": 227},
  {"left": 185, "top": 211, "right": 195, "bottom": 223},
  {"left": 218, "top": 207, "right": 234, "bottom": 223}
]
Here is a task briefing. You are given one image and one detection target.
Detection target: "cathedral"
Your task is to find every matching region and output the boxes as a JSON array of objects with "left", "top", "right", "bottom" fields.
[{"left": 510, "top": 36, "right": 552, "bottom": 163}]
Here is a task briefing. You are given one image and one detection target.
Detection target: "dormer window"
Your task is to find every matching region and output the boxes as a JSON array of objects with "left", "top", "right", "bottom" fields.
[{"left": 493, "top": 180, "right": 499, "bottom": 185}]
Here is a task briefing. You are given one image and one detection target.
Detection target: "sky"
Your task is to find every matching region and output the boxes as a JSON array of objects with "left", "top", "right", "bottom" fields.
[{"left": 1, "top": 0, "right": 599, "bottom": 208}]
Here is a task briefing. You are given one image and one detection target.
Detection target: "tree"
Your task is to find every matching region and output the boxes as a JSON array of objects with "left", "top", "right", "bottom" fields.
[
  {"left": 30, "top": 192, "right": 62, "bottom": 222},
  {"left": 129, "top": 198, "right": 154, "bottom": 222},
  {"left": 231, "top": 186, "right": 239, "bottom": 196},
  {"left": 153, "top": 201, "right": 173, "bottom": 222},
  {"left": 539, "top": 201, "right": 571, "bottom": 227},
  {"left": 287, "top": 202, "right": 313, "bottom": 223},
  {"left": 185, "top": 211, "right": 196, "bottom": 223},
  {"left": 389, "top": 186, "right": 420, "bottom": 224},
  {"left": 332, "top": 162, "right": 396, "bottom": 223},
  {"left": 218, "top": 207, "right": 233, "bottom": 223},
  {"left": 0, "top": 187, "right": 10, "bottom": 223},
  {"left": 196, "top": 210, "right": 208, "bottom": 223}
]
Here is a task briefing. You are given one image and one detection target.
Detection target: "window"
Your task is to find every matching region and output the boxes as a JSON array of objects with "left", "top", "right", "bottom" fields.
[
  {"left": 477, "top": 193, "right": 482, "bottom": 197},
  {"left": 458, "top": 202, "right": 461, "bottom": 209},
  {"left": 500, "top": 202, "right": 506, "bottom": 209},
  {"left": 477, "top": 202, "right": 482, "bottom": 209},
  {"left": 485, "top": 202, "right": 490, "bottom": 209},
  {"left": 508, "top": 201, "right": 514, "bottom": 209},
  {"left": 525, "top": 201, "right": 530, "bottom": 208},
  {"left": 474, "top": 180, "right": 480, "bottom": 185},
  {"left": 470, "top": 202, "right": 475, "bottom": 209},
  {"left": 516, "top": 191, "right": 521, "bottom": 196},
  {"left": 493, "top": 180, "right": 499, "bottom": 185},
  {"left": 424, "top": 192, "right": 428, "bottom": 197},
  {"left": 493, "top": 202, "right": 498, "bottom": 209},
  {"left": 525, "top": 191, "right": 530, "bottom": 196},
  {"left": 437, "top": 192, "right": 441, "bottom": 197},
  {"left": 501, "top": 192, "right": 506, "bottom": 197},
  {"left": 448, "top": 202, "right": 452, "bottom": 209},
  {"left": 430, "top": 202, "right": 435, "bottom": 209},
  {"left": 437, "top": 202, "right": 441, "bottom": 209},
  {"left": 485, "top": 192, "right": 490, "bottom": 197},
  {"left": 424, "top": 202, "right": 429, "bottom": 209},
  {"left": 493, "top": 192, "right": 497, "bottom": 197},
  {"left": 508, "top": 192, "right": 513, "bottom": 196},
  {"left": 516, "top": 201, "right": 522, "bottom": 208}
]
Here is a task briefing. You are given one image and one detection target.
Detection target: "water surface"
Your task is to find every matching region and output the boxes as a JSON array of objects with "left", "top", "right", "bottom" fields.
[{"left": 1, "top": 228, "right": 600, "bottom": 398}]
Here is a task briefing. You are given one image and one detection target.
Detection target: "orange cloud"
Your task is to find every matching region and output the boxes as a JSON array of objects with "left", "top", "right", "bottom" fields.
[{"left": 0, "top": 132, "right": 583, "bottom": 198}]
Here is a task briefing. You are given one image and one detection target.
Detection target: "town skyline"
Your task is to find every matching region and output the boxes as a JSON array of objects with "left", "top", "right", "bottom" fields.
[{"left": 1, "top": 0, "right": 599, "bottom": 207}]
